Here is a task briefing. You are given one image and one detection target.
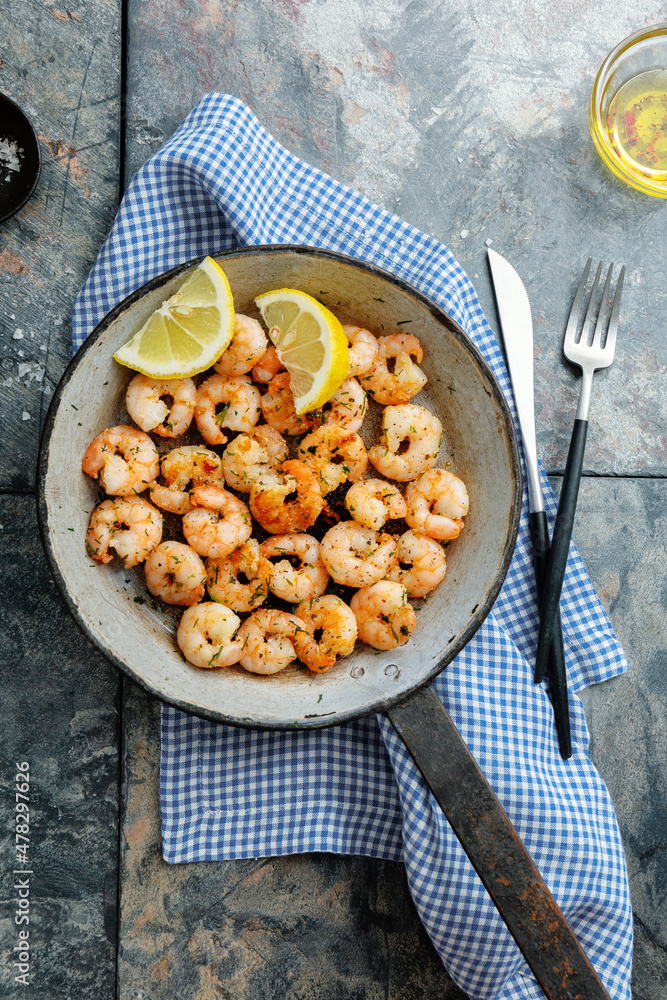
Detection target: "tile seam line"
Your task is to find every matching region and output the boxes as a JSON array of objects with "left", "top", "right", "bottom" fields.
[
  {"left": 115, "top": 1, "right": 129, "bottom": 997},
  {"left": 115, "top": 675, "right": 124, "bottom": 1000}
]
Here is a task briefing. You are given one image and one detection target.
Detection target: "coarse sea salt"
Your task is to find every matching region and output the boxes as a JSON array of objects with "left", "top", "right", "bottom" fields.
[{"left": 0, "top": 138, "right": 22, "bottom": 182}]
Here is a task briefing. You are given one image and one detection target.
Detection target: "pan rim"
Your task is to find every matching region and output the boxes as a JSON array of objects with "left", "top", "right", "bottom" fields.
[{"left": 37, "top": 244, "right": 522, "bottom": 730}]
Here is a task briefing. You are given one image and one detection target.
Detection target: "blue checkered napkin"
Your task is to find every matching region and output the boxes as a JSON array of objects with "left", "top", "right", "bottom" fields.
[{"left": 72, "top": 95, "right": 633, "bottom": 1000}]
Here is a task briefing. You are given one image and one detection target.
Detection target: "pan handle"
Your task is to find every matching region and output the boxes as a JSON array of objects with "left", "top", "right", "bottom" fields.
[{"left": 386, "top": 685, "right": 611, "bottom": 1000}]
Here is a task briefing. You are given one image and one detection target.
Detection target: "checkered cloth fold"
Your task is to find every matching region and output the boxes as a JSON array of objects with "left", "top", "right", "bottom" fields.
[{"left": 72, "top": 95, "right": 633, "bottom": 1000}]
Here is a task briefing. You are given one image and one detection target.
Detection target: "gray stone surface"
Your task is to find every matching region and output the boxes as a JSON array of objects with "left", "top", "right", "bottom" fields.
[
  {"left": 0, "top": 0, "right": 122, "bottom": 491},
  {"left": 576, "top": 478, "right": 667, "bottom": 999},
  {"left": 0, "top": 497, "right": 120, "bottom": 998},
  {"left": 0, "top": 1, "right": 122, "bottom": 994},
  {"left": 2, "top": 1, "right": 666, "bottom": 997}
]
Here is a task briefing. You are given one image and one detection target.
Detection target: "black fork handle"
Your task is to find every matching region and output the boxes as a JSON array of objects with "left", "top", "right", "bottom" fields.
[
  {"left": 387, "top": 684, "right": 611, "bottom": 1000},
  {"left": 530, "top": 510, "right": 571, "bottom": 759},
  {"left": 535, "top": 419, "right": 588, "bottom": 683}
]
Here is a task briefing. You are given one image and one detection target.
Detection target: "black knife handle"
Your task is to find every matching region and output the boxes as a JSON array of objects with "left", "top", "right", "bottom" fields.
[
  {"left": 536, "top": 419, "right": 588, "bottom": 681},
  {"left": 529, "top": 511, "right": 572, "bottom": 758}
]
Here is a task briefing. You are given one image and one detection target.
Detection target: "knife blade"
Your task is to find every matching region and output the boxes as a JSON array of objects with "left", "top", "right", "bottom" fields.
[{"left": 487, "top": 249, "right": 571, "bottom": 759}]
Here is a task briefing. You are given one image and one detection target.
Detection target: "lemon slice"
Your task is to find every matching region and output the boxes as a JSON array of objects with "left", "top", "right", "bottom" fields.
[
  {"left": 254, "top": 288, "right": 349, "bottom": 413},
  {"left": 112, "top": 257, "right": 235, "bottom": 379}
]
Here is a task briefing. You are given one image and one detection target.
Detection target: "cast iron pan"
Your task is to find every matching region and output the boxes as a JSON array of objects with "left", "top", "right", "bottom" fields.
[{"left": 38, "top": 247, "right": 611, "bottom": 1000}]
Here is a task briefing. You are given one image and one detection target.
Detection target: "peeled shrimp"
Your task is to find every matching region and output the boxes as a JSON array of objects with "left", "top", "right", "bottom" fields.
[
  {"left": 343, "top": 325, "right": 379, "bottom": 378},
  {"left": 144, "top": 540, "right": 207, "bottom": 606},
  {"left": 321, "top": 377, "right": 367, "bottom": 432},
  {"left": 260, "top": 372, "right": 320, "bottom": 435},
  {"left": 252, "top": 345, "right": 284, "bottom": 383},
  {"left": 405, "top": 469, "right": 469, "bottom": 540},
  {"left": 86, "top": 496, "right": 163, "bottom": 567},
  {"left": 297, "top": 425, "right": 367, "bottom": 494},
  {"left": 82, "top": 425, "right": 159, "bottom": 496},
  {"left": 235, "top": 609, "right": 305, "bottom": 675},
  {"left": 345, "top": 479, "right": 407, "bottom": 531},
  {"left": 194, "top": 374, "right": 261, "bottom": 445},
  {"left": 260, "top": 534, "right": 329, "bottom": 603},
  {"left": 320, "top": 521, "right": 397, "bottom": 588},
  {"left": 125, "top": 374, "right": 196, "bottom": 437},
  {"left": 293, "top": 595, "right": 358, "bottom": 673},
  {"left": 149, "top": 445, "right": 223, "bottom": 515},
  {"left": 249, "top": 460, "right": 324, "bottom": 535},
  {"left": 182, "top": 484, "right": 252, "bottom": 558},
  {"left": 177, "top": 602, "right": 243, "bottom": 669},
  {"left": 206, "top": 539, "right": 271, "bottom": 614},
  {"left": 361, "top": 333, "right": 427, "bottom": 405},
  {"left": 350, "top": 581, "right": 416, "bottom": 650},
  {"left": 214, "top": 314, "right": 268, "bottom": 376},
  {"left": 368, "top": 404, "right": 442, "bottom": 482},
  {"left": 386, "top": 530, "right": 446, "bottom": 598},
  {"left": 222, "top": 425, "right": 288, "bottom": 493}
]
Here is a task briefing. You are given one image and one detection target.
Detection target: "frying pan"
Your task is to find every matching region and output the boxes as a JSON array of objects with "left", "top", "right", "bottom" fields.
[{"left": 38, "top": 247, "right": 611, "bottom": 1000}]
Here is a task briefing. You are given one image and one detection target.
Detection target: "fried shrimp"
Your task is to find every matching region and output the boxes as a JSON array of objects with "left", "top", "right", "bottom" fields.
[
  {"left": 361, "top": 333, "right": 427, "bottom": 405},
  {"left": 405, "top": 469, "right": 469, "bottom": 540},
  {"left": 350, "top": 581, "right": 416, "bottom": 650},
  {"left": 235, "top": 609, "right": 305, "bottom": 675},
  {"left": 177, "top": 603, "right": 243, "bottom": 669},
  {"left": 82, "top": 425, "right": 160, "bottom": 496},
  {"left": 342, "top": 325, "right": 379, "bottom": 378},
  {"left": 386, "top": 529, "right": 446, "bottom": 597},
  {"left": 260, "top": 371, "right": 320, "bottom": 435},
  {"left": 298, "top": 425, "right": 367, "bottom": 494},
  {"left": 149, "top": 445, "right": 223, "bottom": 515},
  {"left": 182, "top": 484, "right": 252, "bottom": 558},
  {"left": 260, "top": 534, "right": 329, "bottom": 603},
  {"left": 252, "top": 345, "right": 285, "bottom": 383},
  {"left": 368, "top": 403, "right": 442, "bottom": 482},
  {"left": 320, "top": 521, "right": 397, "bottom": 588},
  {"left": 86, "top": 496, "right": 163, "bottom": 567},
  {"left": 194, "top": 374, "right": 261, "bottom": 445},
  {"left": 206, "top": 539, "right": 271, "bottom": 613},
  {"left": 249, "top": 460, "right": 324, "bottom": 534},
  {"left": 222, "top": 425, "right": 288, "bottom": 493},
  {"left": 125, "top": 374, "right": 197, "bottom": 437},
  {"left": 344, "top": 479, "right": 407, "bottom": 531},
  {"left": 321, "top": 377, "right": 368, "bottom": 432},
  {"left": 144, "top": 541, "right": 207, "bottom": 606},
  {"left": 293, "top": 595, "right": 358, "bottom": 672},
  {"left": 214, "top": 314, "right": 268, "bottom": 376}
]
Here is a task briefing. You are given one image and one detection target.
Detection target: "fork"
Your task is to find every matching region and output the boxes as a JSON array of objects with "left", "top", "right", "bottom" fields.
[{"left": 534, "top": 259, "right": 625, "bottom": 683}]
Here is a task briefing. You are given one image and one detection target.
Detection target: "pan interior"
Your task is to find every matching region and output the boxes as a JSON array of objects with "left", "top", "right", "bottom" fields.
[{"left": 41, "top": 249, "right": 519, "bottom": 728}]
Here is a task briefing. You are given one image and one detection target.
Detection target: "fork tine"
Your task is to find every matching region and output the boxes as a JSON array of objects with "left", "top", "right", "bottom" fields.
[
  {"left": 603, "top": 265, "right": 625, "bottom": 358},
  {"left": 564, "top": 257, "right": 591, "bottom": 345},
  {"left": 592, "top": 264, "right": 613, "bottom": 349},
  {"left": 581, "top": 260, "right": 603, "bottom": 345}
]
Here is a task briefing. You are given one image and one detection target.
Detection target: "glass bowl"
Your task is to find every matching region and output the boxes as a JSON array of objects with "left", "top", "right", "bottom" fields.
[{"left": 589, "top": 23, "right": 667, "bottom": 197}]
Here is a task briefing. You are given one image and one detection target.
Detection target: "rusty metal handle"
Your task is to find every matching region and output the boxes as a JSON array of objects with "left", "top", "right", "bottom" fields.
[{"left": 386, "top": 685, "right": 611, "bottom": 1000}]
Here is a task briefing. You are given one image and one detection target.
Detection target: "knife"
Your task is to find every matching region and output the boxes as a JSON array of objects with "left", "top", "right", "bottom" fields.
[{"left": 487, "top": 249, "right": 571, "bottom": 760}]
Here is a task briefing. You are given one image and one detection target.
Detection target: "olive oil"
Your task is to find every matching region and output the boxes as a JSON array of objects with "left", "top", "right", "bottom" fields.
[{"left": 606, "top": 69, "right": 667, "bottom": 179}]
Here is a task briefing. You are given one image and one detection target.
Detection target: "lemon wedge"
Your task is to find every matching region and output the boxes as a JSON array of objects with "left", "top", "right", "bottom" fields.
[
  {"left": 254, "top": 288, "right": 349, "bottom": 413},
  {"left": 112, "top": 257, "right": 235, "bottom": 379}
]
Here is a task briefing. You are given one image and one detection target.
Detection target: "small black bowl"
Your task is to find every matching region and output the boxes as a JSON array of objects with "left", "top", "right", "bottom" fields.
[{"left": 0, "top": 93, "right": 41, "bottom": 224}]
